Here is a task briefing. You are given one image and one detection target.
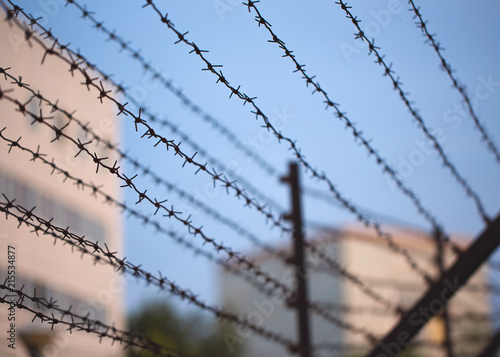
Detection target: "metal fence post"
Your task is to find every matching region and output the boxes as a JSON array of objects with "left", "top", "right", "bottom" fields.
[{"left": 282, "top": 162, "right": 311, "bottom": 357}]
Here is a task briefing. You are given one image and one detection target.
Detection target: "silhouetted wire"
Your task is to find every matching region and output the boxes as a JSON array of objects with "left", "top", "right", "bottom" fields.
[
  {"left": 66, "top": 0, "right": 420, "bottom": 240},
  {"left": 0, "top": 65, "right": 283, "bottom": 261},
  {"left": 0, "top": 6, "right": 413, "bottom": 319},
  {"left": 63, "top": 0, "right": 287, "bottom": 216},
  {"left": 3, "top": 2, "right": 435, "bottom": 296},
  {"left": 0, "top": 125, "right": 291, "bottom": 298},
  {"left": 333, "top": 0, "right": 490, "bottom": 225},
  {"left": 408, "top": 0, "right": 500, "bottom": 164},
  {"left": 64, "top": 0, "right": 433, "bottom": 272},
  {"left": 140, "top": 0, "right": 436, "bottom": 288},
  {"left": 243, "top": 0, "right": 463, "bottom": 254},
  {"left": 0, "top": 85, "right": 384, "bottom": 343},
  {"left": 0, "top": 283, "right": 191, "bottom": 357},
  {"left": 0, "top": 197, "right": 297, "bottom": 351},
  {"left": 64, "top": 0, "right": 280, "bottom": 178},
  {"left": 1, "top": 0, "right": 292, "bottom": 242}
]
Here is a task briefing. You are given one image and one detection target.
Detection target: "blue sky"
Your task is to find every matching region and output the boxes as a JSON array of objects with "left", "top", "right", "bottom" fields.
[{"left": 8, "top": 0, "right": 500, "bottom": 318}]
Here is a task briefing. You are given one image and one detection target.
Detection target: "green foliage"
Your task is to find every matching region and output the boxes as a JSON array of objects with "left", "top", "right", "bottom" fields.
[{"left": 127, "top": 300, "right": 242, "bottom": 357}]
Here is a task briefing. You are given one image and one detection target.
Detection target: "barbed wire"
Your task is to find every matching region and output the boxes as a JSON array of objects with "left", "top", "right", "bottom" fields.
[
  {"left": 0, "top": 67, "right": 399, "bottom": 322},
  {"left": 0, "top": 85, "right": 299, "bottom": 303},
  {"left": 0, "top": 95, "right": 383, "bottom": 344},
  {"left": 407, "top": 0, "right": 500, "bottom": 164},
  {"left": 333, "top": 0, "right": 490, "bottom": 225},
  {"left": 0, "top": 65, "right": 283, "bottom": 261},
  {"left": 242, "top": 0, "right": 465, "bottom": 255},
  {"left": 1, "top": 0, "right": 292, "bottom": 240},
  {"left": 0, "top": 124, "right": 294, "bottom": 299},
  {"left": 3, "top": 2, "right": 437, "bottom": 304},
  {"left": 57, "top": 0, "right": 286, "bottom": 216},
  {"left": 0, "top": 194, "right": 386, "bottom": 348},
  {"left": 140, "top": 0, "right": 437, "bottom": 288},
  {"left": 64, "top": 0, "right": 425, "bottom": 246},
  {"left": 1, "top": 1, "right": 496, "bottom": 353},
  {"left": 0, "top": 85, "right": 287, "bottom": 290},
  {"left": 0, "top": 8, "right": 409, "bottom": 321},
  {"left": 0, "top": 197, "right": 300, "bottom": 351},
  {"left": 63, "top": 0, "right": 280, "bottom": 180},
  {"left": 0, "top": 283, "right": 192, "bottom": 357}
]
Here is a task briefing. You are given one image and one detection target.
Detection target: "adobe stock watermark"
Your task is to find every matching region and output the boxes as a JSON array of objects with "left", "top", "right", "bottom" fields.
[
  {"left": 222, "top": 242, "right": 335, "bottom": 354},
  {"left": 212, "top": 0, "right": 242, "bottom": 21},
  {"left": 5, "top": 0, "right": 67, "bottom": 54},
  {"left": 339, "top": 0, "right": 404, "bottom": 64},
  {"left": 375, "top": 277, "right": 460, "bottom": 357},
  {"left": 40, "top": 274, "right": 125, "bottom": 357},
  {"left": 191, "top": 107, "right": 294, "bottom": 207},
  {"left": 385, "top": 73, "right": 500, "bottom": 192}
]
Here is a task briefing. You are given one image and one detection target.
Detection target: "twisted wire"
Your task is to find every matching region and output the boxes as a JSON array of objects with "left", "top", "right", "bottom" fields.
[
  {"left": 334, "top": 0, "right": 490, "bottom": 224},
  {"left": 0, "top": 195, "right": 384, "bottom": 347},
  {"left": 67, "top": 0, "right": 405, "bottom": 239},
  {"left": 0, "top": 10, "right": 408, "bottom": 322},
  {"left": 242, "top": 0, "right": 463, "bottom": 254},
  {"left": 3, "top": 1, "right": 434, "bottom": 299},
  {"left": 0, "top": 125, "right": 290, "bottom": 299},
  {"left": 0, "top": 283, "right": 191, "bottom": 357},
  {"left": 408, "top": 0, "right": 500, "bottom": 164},
  {"left": 0, "top": 66, "right": 283, "bottom": 261},
  {"left": 0, "top": 86, "right": 295, "bottom": 303},
  {"left": 64, "top": 0, "right": 280, "bottom": 179},
  {"left": 0, "top": 90, "right": 383, "bottom": 344},
  {"left": 2, "top": 0, "right": 291, "bottom": 238},
  {"left": 0, "top": 197, "right": 297, "bottom": 350},
  {"left": 66, "top": 0, "right": 413, "bottom": 238},
  {"left": 141, "top": 0, "right": 435, "bottom": 287}
]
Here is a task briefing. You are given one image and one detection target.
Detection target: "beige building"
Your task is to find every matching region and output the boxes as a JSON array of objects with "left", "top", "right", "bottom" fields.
[
  {"left": 221, "top": 224, "right": 492, "bottom": 357},
  {"left": 0, "top": 9, "right": 124, "bottom": 357}
]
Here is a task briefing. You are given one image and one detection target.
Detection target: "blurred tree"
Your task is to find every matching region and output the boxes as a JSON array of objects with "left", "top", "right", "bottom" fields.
[{"left": 127, "top": 299, "right": 243, "bottom": 357}]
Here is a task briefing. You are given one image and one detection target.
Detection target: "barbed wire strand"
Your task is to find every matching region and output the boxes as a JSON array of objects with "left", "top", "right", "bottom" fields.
[
  {"left": 0, "top": 87, "right": 298, "bottom": 306},
  {"left": 1, "top": 0, "right": 292, "bottom": 242},
  {"left": 0, "top": 69, "right": 454, "bottom": 304},
  {"left": 0, "top": 195, "right": 389, "bottom": 347},
  {"left": 0, "top": 283, "right": 193, "bottom": 357},
  {"left": 0, "top": 90, "right": 385, "bottom": 343},
  {"left": 64, "top": 0, "right": 280, "bottom": 179},
  {"left": 242, "top": 0, "right": 464, "bottom": 254},
  {"left": 0, "top": 128, "right": 415, "bottom": 339},
  {"left": 333, "top": 0, "right": 490, "bottom": 225},
  {"left": 50, "top": 0, "right": 286, "bottom": 216},
  {"left": 0, "top": 1, "right": 492, "bottom": 349},
  {"left": 64, "top": 0, "right": 421, "bottom": 241},
  {"left": 0, "top": 125, "right": 294, "bottom": 300},
  {"left": 0, "top": 7, "right": 418, "bottom": 316},
  {"left": 407, "top": 0, "right": 500, "bottom": 164},
  {"left": 0, "top": 66, "right": 283, "bottom": 261},
  {"left": 3, "top": 1, "right": 434, "bottom": 298},
  {"left": 0, "top": 197, "right": 300, "bottom": 351},
  {"left": 139, "top": 0, "right": 436, "bottom": 288},
  {"left": 0, "top": 67, "right": 401, "bottom": 320}
]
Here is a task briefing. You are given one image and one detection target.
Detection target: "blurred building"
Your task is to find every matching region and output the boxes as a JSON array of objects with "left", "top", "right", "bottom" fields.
[
  {"left": 221, "top": 224, "right": 492, "bottom": 357},
  {"left": 0, "top": 9, "right": 124, "bottom": 357}
]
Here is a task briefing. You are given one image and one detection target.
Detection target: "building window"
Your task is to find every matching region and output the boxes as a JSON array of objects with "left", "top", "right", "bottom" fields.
[{"left": 0, "top": 170, "right": 106, "bottom": 243}]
